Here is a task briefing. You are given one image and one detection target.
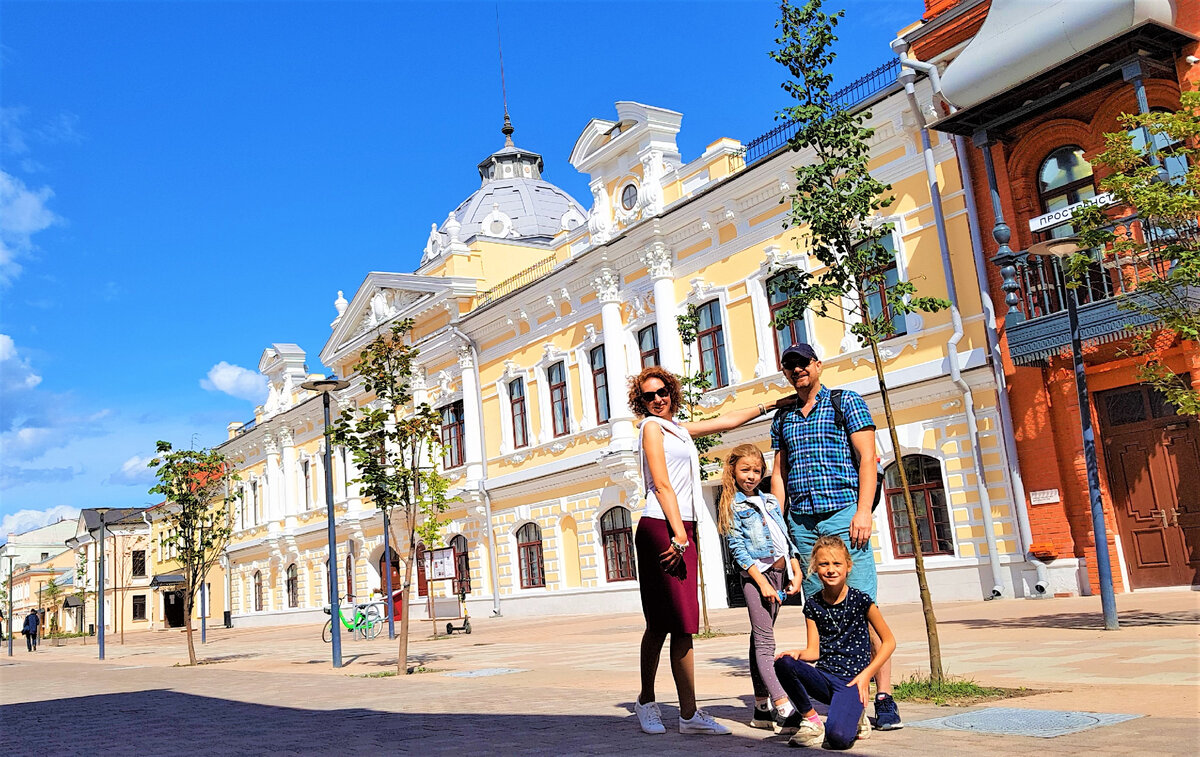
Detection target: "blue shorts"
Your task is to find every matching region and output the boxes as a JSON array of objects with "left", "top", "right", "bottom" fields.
[{"left": 788, "top": 503, "right": 877, "bottom": 601}]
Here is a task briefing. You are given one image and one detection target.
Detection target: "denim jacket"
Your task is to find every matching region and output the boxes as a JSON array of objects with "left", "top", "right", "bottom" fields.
[{"left": 725, "top": 491, "right": 801, "bottom": 580}]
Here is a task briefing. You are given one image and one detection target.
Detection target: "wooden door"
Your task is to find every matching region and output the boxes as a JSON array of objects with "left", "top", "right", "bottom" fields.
[{"left": 1099, "top": 383, "right": 1200, "bottom": 588}]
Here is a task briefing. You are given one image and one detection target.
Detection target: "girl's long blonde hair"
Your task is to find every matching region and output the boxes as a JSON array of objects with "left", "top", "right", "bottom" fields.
[{"left": 718, "top": 444, "right": 767, "bottom": 535}]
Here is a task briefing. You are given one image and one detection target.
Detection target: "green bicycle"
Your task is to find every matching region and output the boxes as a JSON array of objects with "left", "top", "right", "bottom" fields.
[{"left": 322, "top": 600, "right": 383, "bottom": 642}]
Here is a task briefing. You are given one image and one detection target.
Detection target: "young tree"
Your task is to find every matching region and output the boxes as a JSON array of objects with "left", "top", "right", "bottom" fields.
[
  {"left": 330, "top": 318, "right": 453, "bottom": 675},
  {"left": 770, "top": 0, "right": 951, "bottom": 681},
  {"left": 1070, "top": 91, "right": 1200, "bottom": 415},
  {"left": 44, "top": 579, "right": 62, "bottom": 636},
  {"left": 675, "top": 304, "right": 723, "bottom": 635},
  {"left": 148, "top": 442, "right": 237, "bottom": 665}
]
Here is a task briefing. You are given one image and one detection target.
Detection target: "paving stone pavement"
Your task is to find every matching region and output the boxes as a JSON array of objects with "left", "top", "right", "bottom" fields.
[{"left": 2, "top": 590, "right": 1197, "bottom": 755}]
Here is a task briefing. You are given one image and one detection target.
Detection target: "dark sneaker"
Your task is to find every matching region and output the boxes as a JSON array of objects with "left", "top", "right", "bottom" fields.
[
  {"left": 874, "top": 693, "right": 903, "bottom": 730},
  {"left": 750, "top": 705, "right": 775, "bottom": 730},
  {"left": 776, "top": 710, "right": 803, "bottom": 735}
]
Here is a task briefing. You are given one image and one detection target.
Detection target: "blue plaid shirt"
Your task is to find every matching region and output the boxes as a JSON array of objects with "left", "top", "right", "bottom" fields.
[{"left": 771, "top": 385, "right": 875, "bottom": 515}]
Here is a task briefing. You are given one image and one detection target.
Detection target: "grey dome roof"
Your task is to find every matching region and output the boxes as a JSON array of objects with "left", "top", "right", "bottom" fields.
[{"left": 441, "top": 119, "right": 587, "bottom": 245}]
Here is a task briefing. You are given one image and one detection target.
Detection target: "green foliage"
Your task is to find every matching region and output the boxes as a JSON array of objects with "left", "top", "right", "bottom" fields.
[
  {"left": 768, "top": 0, "right": 948, "bottom": 344},
  {"left": 44, "top": 578, "right": 62, "bottom": 608},
  {"left": 148, "top": 440, "right": 238, "bottom": 662},
  {"left": 675, "top": 304, "right": 721, "bottom": 476},
  {"left": 893, "top": 673, "right": 1010, "bottom": 705},
  {"left": 1069, "top": 92, "right": 1200, "bottom": 415}
]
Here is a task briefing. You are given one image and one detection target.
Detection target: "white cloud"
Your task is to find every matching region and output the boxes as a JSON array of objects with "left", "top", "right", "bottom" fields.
[
  {"left": 0, "top": 504, "right": 78, "bottom": 542},
  {"left": 0, "top": 333, "right": 42, "bottom": 391},
  {"left": 201, "top": 361, "right": 266, "bottom": 403},
  {"left": 0, "top": 170, "right": 59, "bottom": 286},
  {"left": 105, "top": 454, "right": 157, "bottom": 486}
]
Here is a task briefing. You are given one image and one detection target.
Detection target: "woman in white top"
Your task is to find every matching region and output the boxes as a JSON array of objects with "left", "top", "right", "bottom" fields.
[{"left": 629, "top": 365, "right": 792, "bottom": 737}]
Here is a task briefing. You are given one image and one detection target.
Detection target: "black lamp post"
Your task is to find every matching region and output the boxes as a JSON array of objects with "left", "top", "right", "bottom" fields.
[
  {"left": 301, "top": 375, "right": 351, "bottom": 668},
  {"left": 1027, "top": 237, "right": 1119, "bottom": 631}
]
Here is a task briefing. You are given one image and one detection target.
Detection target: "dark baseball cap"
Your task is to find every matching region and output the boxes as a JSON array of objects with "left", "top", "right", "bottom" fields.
[{"left": 780, "top": 343, "right": 819, "bottom": 364}]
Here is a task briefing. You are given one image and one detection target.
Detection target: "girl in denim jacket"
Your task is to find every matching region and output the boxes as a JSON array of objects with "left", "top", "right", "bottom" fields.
[{"left": 718, "top": 444, "right": 804, "bottom": 732}]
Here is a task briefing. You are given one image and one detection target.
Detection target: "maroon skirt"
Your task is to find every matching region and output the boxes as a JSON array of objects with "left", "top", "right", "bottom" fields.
[{"left": 635, "top": 517, "right": 699, "bottom": 635}]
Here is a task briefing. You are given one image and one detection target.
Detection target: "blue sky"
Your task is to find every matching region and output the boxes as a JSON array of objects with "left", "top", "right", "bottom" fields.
[{"left": 0, "top": 0, "right": 921, "bottom": 539}]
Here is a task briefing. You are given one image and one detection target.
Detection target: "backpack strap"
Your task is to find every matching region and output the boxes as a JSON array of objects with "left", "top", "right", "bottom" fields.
[{"left": 830, "top": 389, "right": 860, "bottom": 469}]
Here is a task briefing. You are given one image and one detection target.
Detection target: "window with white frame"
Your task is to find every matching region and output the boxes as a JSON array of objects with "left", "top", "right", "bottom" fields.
[
  {"left": 696, "top": 300, "right": 729, "bottom": 389},
  {"left": 767, "top": 273, "right": 808, "bottom": 360},
  {"left": 600, "top": 506, "right": 636, "bottom": 581},
  {"left": 302, "top": 460, "right": 312, "bottom": 510},
  {"left": 517, "top": 522, "right": 546, "bottom": 588},
  {"left": 638, "top": 325, "right": 659, "bottom": 368},
  {"left": 286, "top": 563, "right": 299, "bottom": 608},
  {"left": 884, "top": 455, "right": 953, "bottom": 557},
  {"left": 509, "top": 378, "right": 530, "bottom": 449},
  {"left": 253, "top": 571, "right": 263, "bottom": 612},
  {"left": 855, "top": 235, "right": 907, "bottom": 338},
  {"left": 548, "top": 362, "right": 570, "bottom": 437},
  {"left": 590, "top": 345, "right": 610, "bottom": 424},
  {"left": 440, "top": 400, "right": 466, "bottom": 468}
]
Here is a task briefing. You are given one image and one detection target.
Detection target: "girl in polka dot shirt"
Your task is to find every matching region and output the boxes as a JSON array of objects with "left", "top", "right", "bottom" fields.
[{"left": 773, "top": 535, "right": 896, "bottom": 749}]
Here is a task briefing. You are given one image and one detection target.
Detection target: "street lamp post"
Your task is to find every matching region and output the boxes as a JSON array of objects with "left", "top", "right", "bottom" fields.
[
  {"left": 93, "top": 508, "right": 111, "bottom": 660},
  {"left": 1027, "top": 237, "right": 1119, "bottom": 631},
  {"left": 5, "top": 553, "right": 14, "bottom": 656},
  {"left": 301, "top": 375, "right": 350, "bottom": 669}
]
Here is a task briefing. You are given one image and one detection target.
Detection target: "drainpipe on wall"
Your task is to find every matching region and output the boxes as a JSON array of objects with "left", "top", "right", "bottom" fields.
[
  {"left": 894, "top": 41, "right": 1006, "bottom": 599},
  {"left": 446, "top": 323, "right": 502, "bottom": 617}
]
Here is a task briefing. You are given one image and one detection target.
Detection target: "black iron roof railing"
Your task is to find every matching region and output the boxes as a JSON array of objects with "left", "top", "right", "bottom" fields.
[
  {"left": 742, "top": 58, "right": 902, "bottom": 166},
  {"left": 475, "top": 253, "right": 559, "bottom": 309}
]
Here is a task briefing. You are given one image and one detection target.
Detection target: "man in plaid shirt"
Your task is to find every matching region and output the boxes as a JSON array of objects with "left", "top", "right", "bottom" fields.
[{"left": 769, "top": 342, "right": 902, "bottom": 731}]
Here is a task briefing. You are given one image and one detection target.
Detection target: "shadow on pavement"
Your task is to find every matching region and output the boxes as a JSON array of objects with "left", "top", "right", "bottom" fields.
[
  {"left": 943, "top": 608, "right": 1200, "bottom": 631},
  {"left": 4, "top": 690, "right": 776, "bottom": 755}
]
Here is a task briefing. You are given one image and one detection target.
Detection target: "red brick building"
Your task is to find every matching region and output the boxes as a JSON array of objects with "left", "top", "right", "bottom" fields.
[{"left": 904, "top": 0, "right": 1198, "bottom": 593}]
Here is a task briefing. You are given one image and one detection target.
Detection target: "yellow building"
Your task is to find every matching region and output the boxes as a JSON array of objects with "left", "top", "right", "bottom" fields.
[
  {"left": 143, "top": 503, "right": 228, "bottom": 632},
  {"left": 8, "top": 549, "right": 75, "bottom": 636},
  {"left": 220, "top": 77, "right": 1056, "bottom": 626},
  {"left": 66, "top": 508, "right": 155, "bottom": 637}
]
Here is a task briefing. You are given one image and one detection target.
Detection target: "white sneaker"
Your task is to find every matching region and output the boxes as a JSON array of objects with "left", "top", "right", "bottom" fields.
[
  {"left": 679, "top": 708, "right": 732, "bottom": 735},
  {"left": 788, "top": 718, "right": 825, "bottom": 748},
  {"left": 857, "top": 709, "right": 871, "bottom": 740},
  {"left": 635, "top": 698, "right": 666, "bottom": 734}
]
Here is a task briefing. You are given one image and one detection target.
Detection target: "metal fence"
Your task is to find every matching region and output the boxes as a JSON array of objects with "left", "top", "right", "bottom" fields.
[
  {"left": 475, "top": 253, "right": 559, "bottom": 308},
  {"left": 741, "top": 58, "right": 902, "bottom": 166}
]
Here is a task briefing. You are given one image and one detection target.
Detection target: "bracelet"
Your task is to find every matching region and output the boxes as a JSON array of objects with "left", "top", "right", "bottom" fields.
[{"left": 670, "top": 538, "right": 688, "bottom": 554}]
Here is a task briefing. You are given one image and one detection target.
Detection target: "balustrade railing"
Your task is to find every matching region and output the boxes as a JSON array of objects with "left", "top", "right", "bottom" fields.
[{"left": 475, "top": 254, "right": 559, "bottom": 309}]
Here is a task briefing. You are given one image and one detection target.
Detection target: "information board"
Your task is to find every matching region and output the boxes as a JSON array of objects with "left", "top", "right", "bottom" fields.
[{"left": 427, "top": 547, "right": 456, "bottom": 580}]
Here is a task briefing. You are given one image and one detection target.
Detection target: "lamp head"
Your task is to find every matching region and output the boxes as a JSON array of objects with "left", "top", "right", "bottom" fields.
[
  {"left": 1026, "top": 235, "right": 1083, "bottom": 259},
  {"left": 301, "top": 375, "right": 350, "bottom": 394}
]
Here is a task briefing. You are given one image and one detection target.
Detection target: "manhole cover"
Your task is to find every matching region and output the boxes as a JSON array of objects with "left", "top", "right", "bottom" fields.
[
  {"left": 908, "top": 707, "right": 1140, "bottom": 738},
  {"left": 443, "top": 667, "right": 527, "bottom": 678}
]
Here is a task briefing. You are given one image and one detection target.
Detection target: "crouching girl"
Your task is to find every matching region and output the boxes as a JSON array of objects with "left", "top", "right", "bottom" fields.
[{"left": 774, "top": 535, "right": 896, "bottom": 749}]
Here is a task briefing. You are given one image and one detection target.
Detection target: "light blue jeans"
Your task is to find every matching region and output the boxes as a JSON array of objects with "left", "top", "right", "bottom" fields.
[{"left": 788, "top": 503, "right": 878, "bottom": 601}]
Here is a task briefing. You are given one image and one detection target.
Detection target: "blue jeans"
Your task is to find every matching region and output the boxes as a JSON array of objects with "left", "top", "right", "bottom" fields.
[
  {"left": 788, "top": 503, "right": 877, "bottom": 601},
  {"left": 774, "top": 656, "right": 863, "bottom": 749}
]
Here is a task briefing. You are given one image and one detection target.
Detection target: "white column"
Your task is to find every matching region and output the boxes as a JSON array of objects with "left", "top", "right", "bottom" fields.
[
  {"left": 459, "top": 348, "right": 485, "bottom": 483},
  {"left": 591, "top": 268, "right": 636, "bottom": 450},
  {"left": 278, "top": 428, "right": 296, "bottom": 518},
  {"left": 642, "top": 241, "right": 684, "bottom": 374},
  {"left": 263, "top": 433, "right": 282, "bottom": 522}
]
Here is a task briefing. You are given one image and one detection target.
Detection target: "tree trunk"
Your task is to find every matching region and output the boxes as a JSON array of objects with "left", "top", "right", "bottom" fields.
[
  {"left": 183, "top": 585, "right": 197, "bottom": 665},
  {"left": 398, "top": 538, "right": 415, "bottom": 675},
  {"left": 870, "top": 338, "right": 944, "bottom": 682}
]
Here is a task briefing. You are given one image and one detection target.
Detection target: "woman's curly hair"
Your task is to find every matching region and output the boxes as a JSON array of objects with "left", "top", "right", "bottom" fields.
[{"left": 627, "top": 366, "right": 682, "bottom": 419}]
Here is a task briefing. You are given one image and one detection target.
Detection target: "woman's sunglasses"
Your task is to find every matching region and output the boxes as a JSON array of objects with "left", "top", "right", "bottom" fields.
[{"left": 640, "top": 387, "right": 671, "bottom": 403}]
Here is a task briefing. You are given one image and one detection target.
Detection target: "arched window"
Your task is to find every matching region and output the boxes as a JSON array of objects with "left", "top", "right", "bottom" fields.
[
  {"left": 450, "top": 535, "right": 471, "bottom": 596},
  {"left": 884, "top": 455, "right": 953, "bottom": 557},
  {"left": 517, "top": 523, "right": 546, "bottom": 588},
  {"left": 767, "top": 273, "right": 808, "bottom": 359},
  {"left": 600, "top": 507, "right": 636, "bottom": 582},
  {"left": 286, "top": 564, "right": 298, "bottom": 608},
  {"left": 253, "top": 571, "right": 263, "bottom": 612},
  {"left": 1038, "top": 146, "right": 1095, "bottom": 239},
  {"left": 416, "top": 543, "right": 428, "bottom": 597},
  {"left": 696, "top": 300, "right": 728, "bottom": 388}
]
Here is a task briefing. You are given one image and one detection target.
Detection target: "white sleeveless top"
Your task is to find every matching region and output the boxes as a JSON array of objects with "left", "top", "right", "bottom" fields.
[{"left": 638, "top": 416, "right": 703, "bottom": 522}]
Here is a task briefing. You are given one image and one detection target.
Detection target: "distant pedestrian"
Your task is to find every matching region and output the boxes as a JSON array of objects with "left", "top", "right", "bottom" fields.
[
  {"left": 629, "top": 366, "right": 792, "bottom": 737},
  {"left": 22, "top": 609, "right": 39, "bottom": 652},
  {"left": 769, "top": 342, "right": 902, "bottom": 730},
  {"left": 716, "top": 443, "right": 803, "bottom": 733},
  {"left": 774, "top": 535, "right": 896, "bottom": 749}
]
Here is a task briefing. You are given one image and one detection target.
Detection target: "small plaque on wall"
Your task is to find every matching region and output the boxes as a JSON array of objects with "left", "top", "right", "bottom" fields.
[{"left": 1029, "top": 489, "right": 1061, "bottom": 505}]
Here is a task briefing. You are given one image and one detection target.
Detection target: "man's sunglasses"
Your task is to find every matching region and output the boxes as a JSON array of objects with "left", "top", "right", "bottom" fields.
[
  {"left": 781, "top": 357, "right": 813, "bottom": 371},
  {"left": 640, "top": 387, "right": 671, "bottom": 403}
]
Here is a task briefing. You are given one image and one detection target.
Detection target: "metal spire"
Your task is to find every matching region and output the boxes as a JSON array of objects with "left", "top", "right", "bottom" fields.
[{"left": 496, "top": 5, "right": 514, "bottom": 147}]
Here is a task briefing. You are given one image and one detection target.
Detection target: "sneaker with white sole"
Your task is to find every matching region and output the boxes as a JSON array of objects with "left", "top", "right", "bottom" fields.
[
  {"left": 857, "top": 709, "right": 871, "bottom": 740},
  {"left": 750, "top": 704, "right": 775, "bottom": 730},
  {"left": 635, "top": 698, "right": 666, "bottom": 735},
  {"left": 679, "top": 708, "right": 732, "bottom": 735},
  {"left": 788, "top": 718, "right": 825, "bottom": 748},
  {"left": 776, "top": 709, "right": 803, "bottom": 735},
  {"left": 874, "top": 693, "right": 903, "bottom": 730}
]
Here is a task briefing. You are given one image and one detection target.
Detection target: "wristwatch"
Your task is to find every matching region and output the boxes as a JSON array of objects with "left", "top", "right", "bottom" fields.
[{"left": 670, "top": 538, "right": 689, "bottom": 554}]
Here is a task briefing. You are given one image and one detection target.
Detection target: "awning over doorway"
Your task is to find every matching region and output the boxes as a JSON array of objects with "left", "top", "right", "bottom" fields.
[
  {"left": 62, "top": 595, "right": 84, "bottom": 608},
  {"left": 150, "top": 573, "right": 185, "bottom": 588}
]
